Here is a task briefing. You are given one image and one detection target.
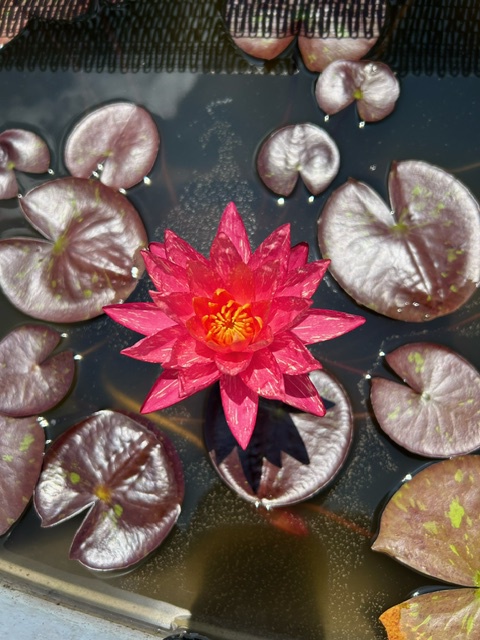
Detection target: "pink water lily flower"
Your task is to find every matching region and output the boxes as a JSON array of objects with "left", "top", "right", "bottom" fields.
[{"left": 105, "top": 203, "right": 365, "bottom": 449}]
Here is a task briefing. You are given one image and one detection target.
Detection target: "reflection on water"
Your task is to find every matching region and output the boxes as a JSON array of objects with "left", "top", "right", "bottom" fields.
[{"left": 0, "top": 63, "right": 479, "bottom": 640}]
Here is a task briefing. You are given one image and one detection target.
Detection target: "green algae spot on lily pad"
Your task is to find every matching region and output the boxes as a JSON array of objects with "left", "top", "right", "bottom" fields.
[
  {"left": 372, "top": 455, "right": 480, "bottom": 587},
  {"left": 379, "top": 588, "right": 480, "bottom": 640},
  {"left": 0, "top": 324, "right": 74, "bottom": 417},
  {"left": 371, "top": 342, "right": 480, "bottom": 457},
  {"left": 0, "top": 177, "right": 147, "bottom": 322},
  {"left": 0, "top": 415, "right": 45, "bottom": 535},
  {"left": 34, "top": 410, "right": 184, "bottom": 571},
  {"left": 317, "top": 160, "right": 480, "bottom": 321},
  {"left": 64, "top": 102, "right": 160, "bottom": 190},
  {"left": 204, "top": 369, "right": 353, "bottom": 508}
]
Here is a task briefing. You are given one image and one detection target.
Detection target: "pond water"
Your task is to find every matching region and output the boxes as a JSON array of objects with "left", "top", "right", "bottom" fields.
[{"left": 0, "top": 18, "right": 479, "bottom": 640}]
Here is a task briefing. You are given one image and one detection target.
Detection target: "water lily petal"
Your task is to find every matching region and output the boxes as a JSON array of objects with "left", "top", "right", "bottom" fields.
[
  {"left": 252, "top": 260, "right": 282, "bottom": 300},
  {"left": 283, "top": 374, "right": 326, "bottom": 416},
  {"left": 267, "top": 297, "right": 311, "bottom": 334},
  {"left": 271, "top": 333, "right": 322, "bottom": 375},
  {"left": 178, "top": 362, "right": 221, "bottom": 397},
  {"left": 241, "top": 350, "right": 285, "bottom": 399},
  {"left": 187, "top": 261, "right": 219, "bottom": 298},
  {"left": 217, "top": 202, "right": 251, "bottom": 263},
  {"left": 291, "top": 308, "right": 365, "bottom": 344},
  {"left": 141, "top": 250, "right": 189, "bottom": 294},
  {"left": 249, "top": 223, "right": 291, "bottom": 274},
  {"left": 121, "top": 325, "right": 185, "bottom": 363},
  {"left": 220, "top": 375, "right": 259, "bottom": 449},
  {"left": 210, "top": 232, "right": 244, "bottom": 282},
  {"left": 215, "top": 351, "right": 253, "bottom": 376},
  {"left": 104, "top": 302, "right": 177, "bottom": 335},
  {"left": 141, "top": 370, "right": 183, "bottom": 413},
  {"left": 149, "top": 291, "right": 195, "bottom": 324},
  {"left": 164, "top": 229, "right": 209, "bottom": 269},
  {"left": 288, "top": 242, "right": 309, "bottom": 269},
  {"left": 226, "top": 262, "right": 255, "bottom": 302},
  {"left": 167, "top": 334, "right": 213, "bottom": 368},
  {"left": 148, "top": 242, "right": 166, "bottom": 259},
  {"left": 278, "top": 260, "right": 330, "bottom": 298}
]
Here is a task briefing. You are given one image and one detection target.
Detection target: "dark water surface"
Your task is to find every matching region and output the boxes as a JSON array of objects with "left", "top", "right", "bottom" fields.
[{"left": 0, "top": 61, "right": 479, "bottom": 640}]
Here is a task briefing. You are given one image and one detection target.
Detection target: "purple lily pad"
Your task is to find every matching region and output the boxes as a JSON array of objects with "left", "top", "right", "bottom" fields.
[
  {"left": 379, "top": 589, "right": 480, "bottom": 640},
  {"left": 317, "top": 160, "right": 480, "bottom": 321},
  {"left": 371, "top": 342, "right": 480, "bottom": 458},
  {"left": 64, "top": 102, "right": 160, "bottom": 190},
  {"left": 298, "top": 37, "right": 379, "bottom": 73},
  {"left": 34, "top": 410, "right": 184, "bottom": 571},
  {"left": 205, "top": 369, "right": 353, "bottom": 508},
  {"left": 0, "top": 324, "right": 75, "bottom": 418},
  {"left": 0, "top": 177, "right": 147, "bottom": 322},
  {"left": 0, "top": 129, "right": 50, "bottom": 199},
  {"left": 232, "top": 36, "right": 295, "bottom": 60},
  {"left": 256, "top": 123, "right": 340, "bottom": 197},
  {"left": 372, "top": 455, "right": 480, "bottom": 586},
  {"left": 315, "top": 60, "right": 400, "bottom": 122},
  {"left": 0, "top": 415, "right": 45, "bottom": 535}
]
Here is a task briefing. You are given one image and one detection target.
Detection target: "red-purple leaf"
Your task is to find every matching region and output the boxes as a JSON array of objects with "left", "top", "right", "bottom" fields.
[
  {"left": 0, "top": 324, "right": 74, "bottom": 417},
  {"left": 232, "top": 36, "right": 295, "bottom": 60},
  {"left": 299, "top": 37, "right": 378, "bottom": 72},
  {"left": 315, "top": 60, "right": 400, "bottom": 122},
  {"left": 257, "top": 123, "right": 340, "bottom": 197},
  {"left": 379, "top": 589, "right": 480, "bottom": 640},
  {"left": 0, "top": 177, "right": 147, "bottom": 322},
  {"left": 64, "top": 103, "right": 160, "bottom": 190},
  {"left": 0, "top": 129, "right": 50, "bottom": 199},
  {"left": 205, "top": 370, "right": 353, "bottom": 507},
  {"left": 371, "top": 342, "right": 480, "bottom": 457},
  {"left": 34, "top": 410, "right": 184, "bottom": 571},
  {"left": 372, "top": 456, "right": 480, "bottom": 586},
  {"left": 317, "top": 161, "right": 480, "bottom": 321},
  {"left": 0, "top": 415, "right": 45, "bottom": 535}
]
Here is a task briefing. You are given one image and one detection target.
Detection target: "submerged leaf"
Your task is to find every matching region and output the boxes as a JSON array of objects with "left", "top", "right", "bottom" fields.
[
  {"left": 34, "top": 410, "right": 184, "bottom": 571},
  {"left": 0, "top": 415, "right": 45, "bottom": 535},
  {"left": 317, "top": 161, "right": 480, "bottom": 321},
  {"left": 373, "top": 456, "right": 480, "bottom": 587},
  {"left": 257, "top": 123, "right": 340, "bottom": 196},
  {"left": 371, "top": 342, "right": 480, "bottom": 457},
  {"left": 64, "top": 102, "right": 160, "bottom": 190},
  {"left": 0, "top": 129, "right": 50, "bottom": 199},
  {"left": 0, "top": 177, "right": 147, "bottom": 322},
  {"left": 315, "top": 60, "right": 400, "bottom": 121},
  {"left": 380, "top": 589, "right": 480, "bottom": 640},
  {"left": 205, "top": 369, "right": 353, "bottom": 507},
  {"left": 0, "top": 324, "right": 74, "bottom": 417}
]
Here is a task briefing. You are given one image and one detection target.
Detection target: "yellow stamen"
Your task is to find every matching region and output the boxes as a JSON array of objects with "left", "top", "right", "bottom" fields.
[{"left": 201, "top": 289, "right": 262, "bottom": 347}]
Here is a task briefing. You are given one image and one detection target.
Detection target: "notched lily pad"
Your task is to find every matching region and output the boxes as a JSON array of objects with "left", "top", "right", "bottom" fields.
[
  {"left": 371, "top": 342, "right": 480, "bottom": 457},
  {"left": 0, "top": 129, "right": 50, "bottom": 199},
  {"left": 372, "top": 455, "right": 480, "bottom": 586},
  {"left": 379, "top": 588, "right": 480, "bottom": 640},
  {"left": 317, "top": 160, "right": 480, "bottom": 321},
  {"left": 0, "top": 415, "right": 45, "bottom": 535},
  {"left": 205, "top": 370, "right": 353, "bottom": 508},
  {"left": 315, "top": 60, "right": 400, "bottom": 122},
  {"left": 0, "top": 177, "right": 147, "bottom": 322},
  {"left": 0, "top": 324, "right": 75, "bottom": 417},
  {"left": 64, "top": 102, "right": 160, "bottom": 190},
  {"left": 257, "top": 123, "right": 340, "bottom": 197},
  {"left": 34, "top": 410, "right": 184, "bottom": 571}
]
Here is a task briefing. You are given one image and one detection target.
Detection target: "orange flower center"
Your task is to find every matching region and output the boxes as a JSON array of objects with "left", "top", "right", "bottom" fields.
[{"left": 201, "top": 289, "right": 263, "bottom": 348}]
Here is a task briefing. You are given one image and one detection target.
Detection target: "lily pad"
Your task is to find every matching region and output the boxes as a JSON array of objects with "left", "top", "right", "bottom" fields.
[
  {"left": 0, "top": 324, "right": 75, "bottom": 417},
  {"left": 317, "top": 160, "right": 480, "bottom": 321},
  {"left": 0, "top": 415, "right": 45, "bottom": 535},
  {"left": 379, "top": 589, "right": 480, "bottom": 640},
  {"left": 64, "top": 102, "right": 160, "bottom": 190},
  {"left": 231, "top": 36, "right": 295, "bottom": 61},
  {"left": 0, "top": 177, "right": 147, "bottom": 322},
  {"left": 256, "top": 123, "right": 340, "bottom": 197},
  {"left": 0, "top": 129, "right": 50, "bottom": 199},
  {"left": 315, "top": 60, "right": 400, "bottom": 122},
  {"left": 34, "top": 410, "right": 184, "bottom": 571},
  {"left": 205, "top": 369, "right": 353, "bottom": 508},
  {"left": 371, "top": 342, "right": 480, "bottom": 457},
  {"left": 298, "top": 37, "right": 379, "bottom": 73},
  {"left": 372, "top": 455, "right": 480, "bottom": 586}
]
